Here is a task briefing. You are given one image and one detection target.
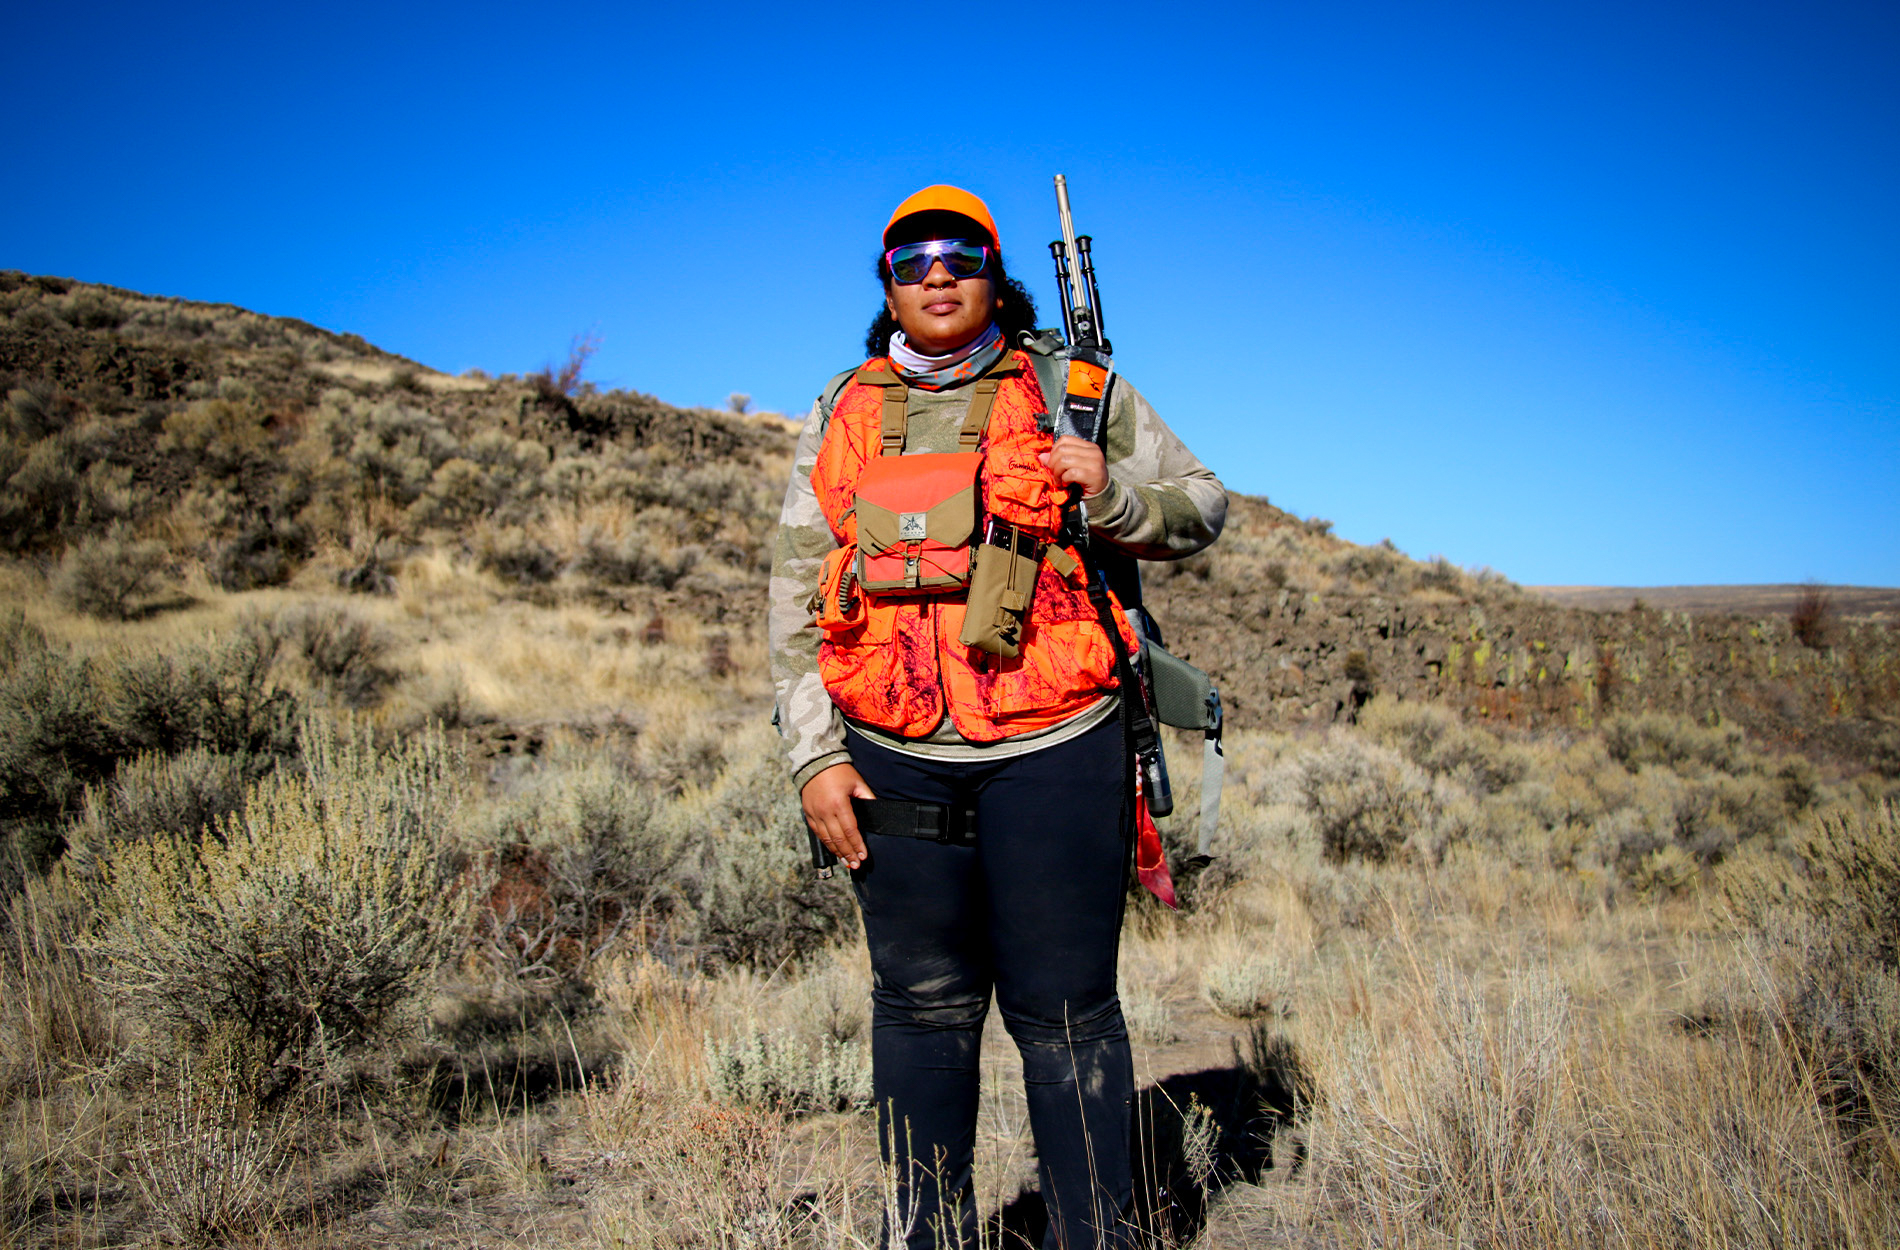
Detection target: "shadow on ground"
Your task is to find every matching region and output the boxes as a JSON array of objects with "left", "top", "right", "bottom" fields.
[{"left": 986, "top": 1024, "right": 1312, "bottom": 1248}]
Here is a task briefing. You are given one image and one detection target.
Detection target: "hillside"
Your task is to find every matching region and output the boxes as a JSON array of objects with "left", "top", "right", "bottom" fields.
[
  {"left": 5, "top": 272, "right": 1899, "bottom": 1248},
  {"left": 3, "top": 270, "right": 1893, "bottom": 780},
  {"left": 1532, "top": 583, "right": 1900, "bottom": 619}
]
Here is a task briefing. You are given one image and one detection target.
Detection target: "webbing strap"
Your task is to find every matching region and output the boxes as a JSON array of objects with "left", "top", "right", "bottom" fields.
[
  {"left": 1199, "top": 735, "right": 1224, "bottom": 859},
  {"left": 862, "top": 354, "right": 1013, "bottom": 457},
  {"left": 850, "top": 797, "right": 977, "bottom": 845},
  {"left": 959, "top": 378, "right": 999, "bottom": 449},
  {"left": 880, "top": 387, "right": 907, "bottom": 454}
]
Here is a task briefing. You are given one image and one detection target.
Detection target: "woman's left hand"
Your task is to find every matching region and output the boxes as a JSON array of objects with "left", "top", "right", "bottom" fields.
[{"left": 1039, "top": 436, "right": 1109, "bottom": 498}]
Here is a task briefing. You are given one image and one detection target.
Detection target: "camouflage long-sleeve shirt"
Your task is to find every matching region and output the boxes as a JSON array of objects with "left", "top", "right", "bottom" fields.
[{"left": 769, "top": 357, "right": 1227, "bottom": 790}]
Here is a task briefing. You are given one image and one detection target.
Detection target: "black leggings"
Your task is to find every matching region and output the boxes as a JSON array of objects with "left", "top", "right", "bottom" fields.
[{"left": 845, "top": 716, "right": 1134, "bottom": 1250}]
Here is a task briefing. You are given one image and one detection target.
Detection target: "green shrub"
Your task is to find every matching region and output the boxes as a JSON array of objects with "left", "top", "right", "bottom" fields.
[
  {"left": 0, "top": 436, "right": 81, "bottom": 552},
  {"left": 1360, "top": 696, "right": 1529, "bottom": 795},
  {"left": 0, "top": 615, "right": 116, "bottom": 868},
  {"left": 87, "top": 721, "right": 472, "bottom": 1087},
  {"left": 52, "top": 528, "right": 167, "bottom": 620},
  {"left": 475, "top": 525, "right": 560, "bottom": 584},
  {"left": 1201, "top": 954, "right": 1291, "bottom": 1019},
  {"left": 1, "top": 620, "right": 297, "bottom": 878},
  {"left": 342, "top": 401, "right": 455, "bottom": 504},
  {"left": 704, "top": 1029, "right": 871, "bottom": 1115},
  {"left": 103, "top": 625, "right": 299, "bottom": 762},
  {"left": 64, "top": 291, "right": 125, "bottom": 331},
  {"left": 471, "top": 763, "right": 685, "bottom": 990},
  {"left": 1733, "top": 800, "right": 1900, "bottom": 1164},
  {"left": 159, "top": 399, "right": 272, "bottom": 478},
  {"left": 65, "top": 748, "right": 254, "bottom": 858},
  {"left": 4, "top": 384, "right": 80, "bottom": 442},
  {"left": 1295, "top": 732, "right": 1439, "bottom": 864},
  {"left": 1603, "top": 712, "right": 1749, "bottom": 777},
  {"left": 1122, "top": 985, "right": 1180, "bottom": 1045},
  {"left": 576, "top": 527, "right": 702, "bottom": 589},
  {"left": 665, "top": 741, "right": 857, "bottom": 969},
  {"left": 278, "top": 606, "right": 396, "bottom": 708},
  {"left": 209, "top": 523, "right": 303, "bottom": 591},
  {"left": 405, "top": 457, "right": 491, "bottom": 530}
]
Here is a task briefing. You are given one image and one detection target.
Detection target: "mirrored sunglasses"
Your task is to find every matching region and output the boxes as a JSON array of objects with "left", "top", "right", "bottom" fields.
[{"left": 885, "top": 238, "right": 991, "bottom": 285}]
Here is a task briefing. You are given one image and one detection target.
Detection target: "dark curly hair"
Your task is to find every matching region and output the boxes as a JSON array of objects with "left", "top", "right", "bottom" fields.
[{"left": 863, "top": 250, "right": 1040, "bottom": 358}]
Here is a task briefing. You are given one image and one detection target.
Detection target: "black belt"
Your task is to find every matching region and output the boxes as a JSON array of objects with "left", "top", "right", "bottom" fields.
[{"left": 851, "top": 797, "right": 977, "bottom": 846}]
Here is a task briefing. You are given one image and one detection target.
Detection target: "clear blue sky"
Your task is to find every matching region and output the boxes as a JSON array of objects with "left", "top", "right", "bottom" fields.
[{"left": 5, "top": 1, "right": 1894, "bottom": 586}]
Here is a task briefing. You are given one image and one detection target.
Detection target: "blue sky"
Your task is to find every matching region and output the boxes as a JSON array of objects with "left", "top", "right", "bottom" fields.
[{"left": 5, "top": 1, "right": 1894, "bottom": 586}]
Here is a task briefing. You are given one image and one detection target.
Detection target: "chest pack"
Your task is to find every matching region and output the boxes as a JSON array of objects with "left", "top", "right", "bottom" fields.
[
  {"left": 842, "top": 361, "right": 1001, "bottom": 595},
  {"left": 811, "top": 355, "right": 1065, "bottom": 660}
]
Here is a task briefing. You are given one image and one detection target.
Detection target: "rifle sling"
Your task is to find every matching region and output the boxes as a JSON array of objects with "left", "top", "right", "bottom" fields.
[{"left": 1085, "top": 569, "right": 1158, "bottom": 763}]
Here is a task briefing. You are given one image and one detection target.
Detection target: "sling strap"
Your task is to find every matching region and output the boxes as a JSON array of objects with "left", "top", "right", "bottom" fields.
[{"left": 1082, "top": 570, "right": 1177, "bottom": 909}]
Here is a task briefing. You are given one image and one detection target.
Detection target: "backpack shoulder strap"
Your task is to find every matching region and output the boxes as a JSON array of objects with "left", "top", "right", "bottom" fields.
[
  {"left": 812, "top": 367, "right": 859, "bottom": 439},
  {"left": 1019, "top": 330, "right": 1068, "bottom": 429}
]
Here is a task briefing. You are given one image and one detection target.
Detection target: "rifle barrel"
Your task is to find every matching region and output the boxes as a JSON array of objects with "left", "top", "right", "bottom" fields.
[{"left": 1053, "top": 175, "right": 1088, "bottom": 325}]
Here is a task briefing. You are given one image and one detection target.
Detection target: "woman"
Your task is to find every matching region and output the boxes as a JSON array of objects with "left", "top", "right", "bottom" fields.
[{"left": 769, "top": 184, "right": 1225, "bottom": 1250}]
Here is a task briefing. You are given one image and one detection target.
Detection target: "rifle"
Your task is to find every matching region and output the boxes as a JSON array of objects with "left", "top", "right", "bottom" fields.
[
  {"left": 1044, "top": 175, "right": 1174, "bottom": 820},
  {"left": 1043, "top": 181, "right": 1229, "bottom": 874},
  {"left": 1047, "top": 175, "right": 1112, "bottom": 441}
]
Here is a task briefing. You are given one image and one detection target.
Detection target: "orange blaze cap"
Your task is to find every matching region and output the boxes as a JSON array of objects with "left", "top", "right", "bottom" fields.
[{"left": 884, "top": 185, "right": 1001, "bottom": 251}]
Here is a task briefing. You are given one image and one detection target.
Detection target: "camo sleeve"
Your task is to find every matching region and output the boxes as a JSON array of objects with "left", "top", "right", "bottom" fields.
[
  {"left": 1082, "top": 377, "right": 1227, "bottom": 559},
  {"left": 768, "top": 397, "right": 852, "bottom": 791}
]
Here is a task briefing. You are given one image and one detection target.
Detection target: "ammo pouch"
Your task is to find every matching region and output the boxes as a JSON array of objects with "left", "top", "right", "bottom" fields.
[{"left": 810, "top": 546, "right": 863, "bottom": 634}]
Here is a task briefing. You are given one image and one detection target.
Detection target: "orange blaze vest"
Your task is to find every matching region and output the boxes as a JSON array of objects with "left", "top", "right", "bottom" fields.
[{"left": 808, "top": 350, "right": 1139, "bottom": 742}]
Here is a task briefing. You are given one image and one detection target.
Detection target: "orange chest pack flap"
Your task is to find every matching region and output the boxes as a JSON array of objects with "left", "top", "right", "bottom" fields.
[{"left": 849, "top": 366, "right": 1004, "bottom": 596}]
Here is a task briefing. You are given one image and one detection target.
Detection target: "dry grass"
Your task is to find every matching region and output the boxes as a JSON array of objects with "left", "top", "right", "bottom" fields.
[
  {"left": 2, "top": 545, "right": 1896, "bottom": 1248},
  {"left": 7, "top": 268, "right": 1897, "bottom": 1246}
]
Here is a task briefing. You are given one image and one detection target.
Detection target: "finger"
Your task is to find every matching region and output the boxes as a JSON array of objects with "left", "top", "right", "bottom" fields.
[
  {"left": 836, "top": 781, "right": 872, "bottom": 865},
  {"left": 835, "top": 811, "right": 867, "bottom": 867},
  {"left": 819, "top": 803, "right": 867, "bottom": 868},
  {"left": 817, "top": 817, "right": 861, "bottom": 868}
]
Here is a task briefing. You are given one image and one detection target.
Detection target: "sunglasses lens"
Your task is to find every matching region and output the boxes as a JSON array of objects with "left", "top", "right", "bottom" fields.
[
  {"left": 888, "top": 240, "right": 989, "bottom": 284},
  {"left": 890, "top": 248, "right": 932, "bottom": 284},
  {"left": 941, "top": 244, "right": 987, "bottom": 277}
]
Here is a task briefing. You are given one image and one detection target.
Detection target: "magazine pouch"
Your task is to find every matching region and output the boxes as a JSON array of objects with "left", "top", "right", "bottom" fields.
[{"left": 958, "top": 521, "right": 1044, "bottom": 657}]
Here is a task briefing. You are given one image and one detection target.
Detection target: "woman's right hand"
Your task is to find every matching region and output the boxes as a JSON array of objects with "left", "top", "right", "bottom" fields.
[{"left": 802, "top": 763, "right": 874, "bottom": 870}]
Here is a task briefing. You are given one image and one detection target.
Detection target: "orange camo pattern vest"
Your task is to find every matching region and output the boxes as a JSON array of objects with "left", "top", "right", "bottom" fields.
[{"left": 808, "top": 350, "right": 1139, "bottom": 741}]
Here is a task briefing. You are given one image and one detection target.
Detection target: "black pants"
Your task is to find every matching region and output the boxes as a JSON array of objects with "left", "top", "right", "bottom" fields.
[{"left": 846, "top": 716, "right": 1135, "bottom": 1250}]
